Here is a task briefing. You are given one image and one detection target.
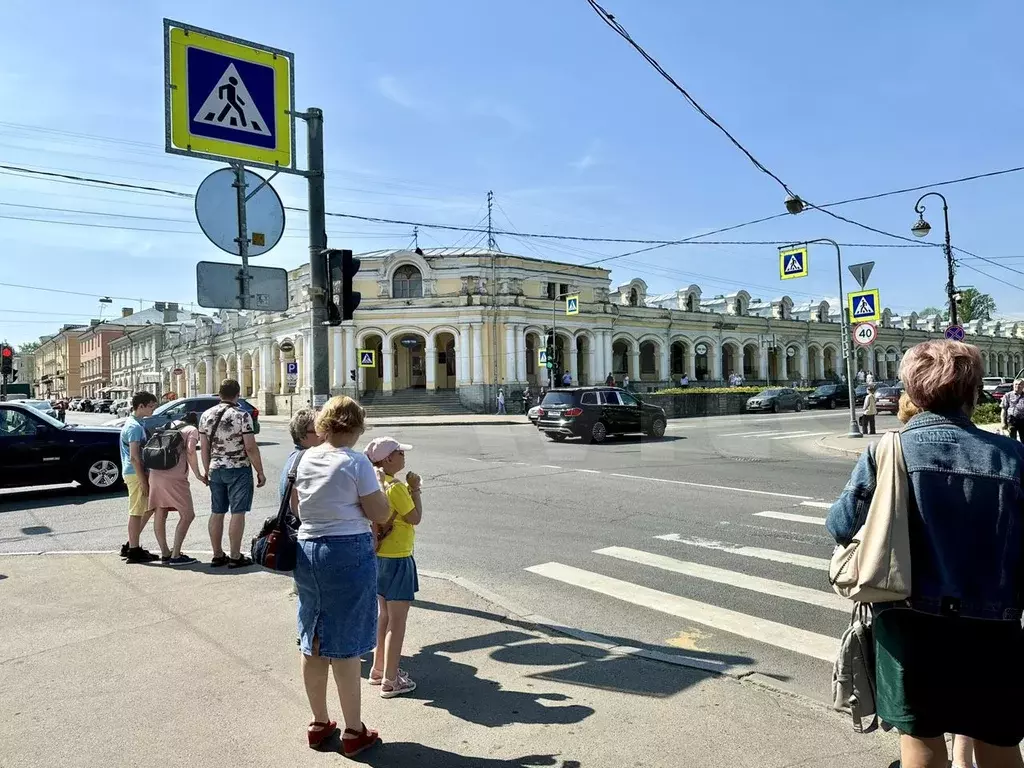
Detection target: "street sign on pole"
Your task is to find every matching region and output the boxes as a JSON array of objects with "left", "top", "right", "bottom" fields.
[
  {"left": 195, "top": 167, "right": 285, "bottom": 256},
  {"left": 779, "top": 246, "right": 808, "bottom": 280},
  {"left": 848, "top": 261, "right": 875, "bottom": 291},
  {"left": 538, "top": 349, "right": 548, "bottom": 365},
  {"left": 196, "top": 261, "right": 288, "bottom": 311},
  {"left": 944, "top": 324, "right": 966, "bottom": 342},
  {"left": 358, "top": 350, "right": 376, "bottom": 368},
  {"left": 565, "top": 295, "right": 579, "bottom": 315},
  {"left": 164, "top": 19, "right": 296, "bottom": 171},
  {"left": 848, "top": 289, "right": 882, "bottom": 324},
  {"left": 853, "top": 322, "right": 878, "bottom": 347}
]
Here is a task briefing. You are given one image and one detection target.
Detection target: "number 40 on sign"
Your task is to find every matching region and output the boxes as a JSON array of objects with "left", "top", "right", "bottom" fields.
[{"left": 853, "top": 322, "right": 877, "bottom": 347}]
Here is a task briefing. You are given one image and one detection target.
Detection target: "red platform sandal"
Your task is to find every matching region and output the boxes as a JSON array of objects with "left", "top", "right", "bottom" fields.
[
  {"left": 342, "top": 723, "right": 381, "bottom": 757},
  {"left": 307, "top": 720, "right": 339, "bottom": 751}
]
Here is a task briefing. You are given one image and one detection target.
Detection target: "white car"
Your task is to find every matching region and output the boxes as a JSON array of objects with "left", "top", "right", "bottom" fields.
[
  {"left": 983, "top": 376, "right": 1011, "bottom": 393},
  {"left": 527, "top": 405, "right": 542, "bottom": 424}
]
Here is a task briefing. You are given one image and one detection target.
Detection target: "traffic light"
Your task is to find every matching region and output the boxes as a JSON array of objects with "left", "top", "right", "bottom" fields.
[
  {"left": 326, "top": 248, "right": 361, "bottom": 324},
  {"left": 0, "top": 345, "right": 12, "bottom": 378}
]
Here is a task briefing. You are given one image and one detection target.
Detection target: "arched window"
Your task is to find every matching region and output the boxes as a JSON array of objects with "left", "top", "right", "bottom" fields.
[
  {"left": 686, "top": 294, "right": 695, "bottom": 312},
  {"left": 392, "top": 265, "right": 423, "bottom": 299},
  {"left": 629, "top": 288, "right": 639, "bottom": 307}
]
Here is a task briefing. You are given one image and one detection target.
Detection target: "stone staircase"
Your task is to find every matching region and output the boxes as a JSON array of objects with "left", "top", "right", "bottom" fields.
[{"left": 358, "top": 388, "right": 475, "bottom": 418}]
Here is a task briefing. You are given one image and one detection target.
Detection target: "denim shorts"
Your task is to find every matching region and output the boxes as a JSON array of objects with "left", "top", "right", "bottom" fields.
[
  {"left": 377, "top": 555, "right": 419, "bottom": 602},
  {"left": 209, "top": 467, "right": 254, "bottom": 514},
  {"left": 294, "top": 533, "right": 377, "bottom": 659}
]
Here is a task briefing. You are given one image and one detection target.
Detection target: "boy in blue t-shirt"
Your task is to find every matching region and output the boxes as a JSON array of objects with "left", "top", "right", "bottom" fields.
[{"left": 120, "top": 391, "right": 159, "bottom": 563}]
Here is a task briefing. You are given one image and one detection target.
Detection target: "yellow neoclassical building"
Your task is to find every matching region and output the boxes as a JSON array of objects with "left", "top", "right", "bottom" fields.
[{"left": 152, "top": 248, "right": 1024, "bottom": 414}]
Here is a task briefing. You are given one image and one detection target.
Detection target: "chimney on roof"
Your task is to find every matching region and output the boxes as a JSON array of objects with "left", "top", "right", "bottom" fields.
[
  {"left": 90, "top": 319, "right": 101, "bottom": 327},
  {"left": 167, "top": 302, "right": 179, "bottom": 312},
  {"left": 154, "top": 301, "right": 166, "bottom": 311},
  {"left": 121, "top": 308, "right": 133, "bottom": 318}
]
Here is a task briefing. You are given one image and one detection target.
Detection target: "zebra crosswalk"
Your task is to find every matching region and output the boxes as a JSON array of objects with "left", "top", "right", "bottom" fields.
[
  {"left": 715, "top": 429, "right": 832, "bottom": 441},
  {"left": 524, "top": 505, "right": 846, "bottom": 672}
]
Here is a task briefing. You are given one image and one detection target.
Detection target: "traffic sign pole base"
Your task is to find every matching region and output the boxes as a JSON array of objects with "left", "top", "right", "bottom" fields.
[{"left": 846, "top": 419, "right": 863, "bottom": 439}]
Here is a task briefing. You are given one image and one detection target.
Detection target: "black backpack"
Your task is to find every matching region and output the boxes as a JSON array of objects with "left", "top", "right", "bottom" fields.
[{"left": 142, "top": 422, "right": 186, "bottom": 471}]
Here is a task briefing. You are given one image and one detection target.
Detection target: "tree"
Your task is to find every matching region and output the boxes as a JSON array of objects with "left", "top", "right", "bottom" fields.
[
  {"left": 957, "top": 289, "right": 996, "bottom": 323},
  {"left": 17, "top": 341, "right": 39, "bottom": 354},
  {"left": 918, "top": 306, "right": 945, "bottom": 318}
]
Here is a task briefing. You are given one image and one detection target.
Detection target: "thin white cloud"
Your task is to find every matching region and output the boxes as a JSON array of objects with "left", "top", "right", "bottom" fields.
[
  {"left": 469, "top": 100, "right": 531, "bottom": 131},
  {"left": 376, "top": 75, "right": 422, "bottom": 111},
  {"left": 570, "top": 139, "right": 603, "bottom": 171}
]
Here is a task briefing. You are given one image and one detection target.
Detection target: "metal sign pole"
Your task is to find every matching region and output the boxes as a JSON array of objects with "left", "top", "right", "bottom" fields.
[
  {"left": 303, "top": 108, "right": 330, "bottom": 407},
  {"left": 231, "top": 163, "right": 251, "bottom": 310}
]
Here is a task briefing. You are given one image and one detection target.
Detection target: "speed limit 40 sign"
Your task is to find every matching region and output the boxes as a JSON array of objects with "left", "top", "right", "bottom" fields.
[{"left": 853, "top": 322, "right": 878, "bottom": 347}]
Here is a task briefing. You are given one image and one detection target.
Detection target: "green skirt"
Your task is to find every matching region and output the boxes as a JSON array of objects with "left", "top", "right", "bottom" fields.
[{"left": 874, "top": 607, "right": 1024, "bottom": 747}]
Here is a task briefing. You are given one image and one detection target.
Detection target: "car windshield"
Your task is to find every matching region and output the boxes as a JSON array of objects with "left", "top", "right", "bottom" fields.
[
  {"left": 541, "top": 392, "right": 577, "bottom": 406},
  {"left": 757, "top": 389, "right": 782, "bottom": 397},
  {"left": 877, "top": 388, "right": 899, "bottom": 397},
  {"left": 812, "top": 385, "right": 836, "bottom": 395},
  {"left": 20, "top": 406, "right": 65, "bottom": 429}
]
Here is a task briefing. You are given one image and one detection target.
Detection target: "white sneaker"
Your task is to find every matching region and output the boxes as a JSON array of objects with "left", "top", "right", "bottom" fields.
[{"left": 380, "top": 672, "right": 417, "bottom": 698}]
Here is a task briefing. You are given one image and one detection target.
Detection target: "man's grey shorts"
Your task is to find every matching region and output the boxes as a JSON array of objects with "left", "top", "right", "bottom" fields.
[{"left": 209, "top": 467, "right": 254, "bottom": 514}]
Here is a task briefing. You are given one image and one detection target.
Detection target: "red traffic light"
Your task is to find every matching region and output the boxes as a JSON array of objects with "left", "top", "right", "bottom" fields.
[{"left": 1, "top": 347, "right": 11, "bottom": 358}]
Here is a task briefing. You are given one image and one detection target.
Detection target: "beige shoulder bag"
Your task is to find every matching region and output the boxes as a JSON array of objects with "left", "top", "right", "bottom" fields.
[{"left": 829, "top": 431, "right": 912, "bottom": 603}]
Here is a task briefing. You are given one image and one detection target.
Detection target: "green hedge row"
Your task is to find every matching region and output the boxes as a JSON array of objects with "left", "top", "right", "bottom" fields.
[
  {"left": 654, "top": 386, "right": 816, "bottom": 396},
  {"left": 972, "top": 403, "right": 1001, "bottom": 425}
]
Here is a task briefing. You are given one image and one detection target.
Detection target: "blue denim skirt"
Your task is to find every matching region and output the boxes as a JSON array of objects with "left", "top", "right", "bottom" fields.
[
  {"left": 294, "top": 533, "right": 377, "bottom": 659},
  {"left": 377, "top": 555, "right": 419, "bottom": 601}
]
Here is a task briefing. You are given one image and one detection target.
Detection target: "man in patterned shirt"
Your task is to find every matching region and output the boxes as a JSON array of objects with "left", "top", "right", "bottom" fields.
[
  {"left": 1001, "top": 378, "right": 1024, "bottom": 443},
  {"left": 199, "top": 379, "right": 266, "bottom": 568}
]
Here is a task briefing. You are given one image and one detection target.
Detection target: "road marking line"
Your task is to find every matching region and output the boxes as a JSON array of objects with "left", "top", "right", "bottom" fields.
[
  {"left": 755, "top": 511, "right": 827, "bottom": 526},
  {"left": 718, "top": 431, "right": 776, "bottom": 438},
  {"left": 655, "top": 534, "right": 830, "bottom": 570},
  {"left": 597, "top": 546, "right": 845, "bottom": 612},
  {"left": 768, "top": 431, "right": 830, "bottom": 440},
  {"left": 574, "top": 469, "right": 601, "bottom": 474},
  {"left": 539, "top": 465, "right": 562, "bottom": 469},
  {"left": 525, "top": 562, "right": 838, "bottom": 662},
  {"left": 800, "top": 501, "right": 832, "bottom": 510},
  {"left": 608, "top": 473, "right": 813, "bottom": 500},
  {"left": 510, "top": 462, "right": 531, "bottom": 466},
  {"left": 466, "top": 458, "right": 483, "bottom": 462}
]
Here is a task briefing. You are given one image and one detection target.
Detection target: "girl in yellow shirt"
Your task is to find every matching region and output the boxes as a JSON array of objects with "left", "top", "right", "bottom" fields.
[{"left": 364, "top": 437, "right": 422, "bottom": 698}]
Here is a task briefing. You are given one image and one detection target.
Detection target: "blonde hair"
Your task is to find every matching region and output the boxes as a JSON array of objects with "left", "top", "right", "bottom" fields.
[
  {"left": 897, "top": 392, "right": 920, "bottom": 424},
  {"left": 315, "top": 395, "right": 365, "bottom": 437},
  {"left": 899, "top": 340, "right": 982, "bottom": 413}
]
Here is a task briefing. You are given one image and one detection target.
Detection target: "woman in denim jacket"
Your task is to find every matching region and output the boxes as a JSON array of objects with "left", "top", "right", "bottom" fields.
[{"left": 827, "top": 341, "right": 1024, "bottom": 768}]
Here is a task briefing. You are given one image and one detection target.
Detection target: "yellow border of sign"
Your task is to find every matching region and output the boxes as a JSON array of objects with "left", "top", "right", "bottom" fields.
[
  {"left": 538, "top": 349, "right": 548, "bottom": 365},
  {"left": 848, "top": 289, "right": 881, "bottom": 323},
  {"left": 779, "top": 247, "right": 808, "bottom": 280},
  {"left": 565, "top": 294, "right": 580, "bottom": 316},
  {"left": 357, "top": 349, "right": 376, "bottom": 368},
  {"left": 168, "top": 27, "right": 292, "bottom": 167}
]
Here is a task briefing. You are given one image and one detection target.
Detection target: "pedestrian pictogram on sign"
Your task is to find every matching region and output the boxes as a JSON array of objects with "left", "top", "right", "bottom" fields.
[
  {"left": 565, "top": 295, "right": 579, "bottom": 315},
  {"left": 358, "top": 350, "right": 376, "bottom": 368},
  {"left": 848, "top": 289, "right": 881, "bottom": 323},
  {"left": 779, "top": 246, "right": 808, "bottom": 280},
  {"left": 165, "top": 20, "right": 295, "bottom": 169},
  {"left": 853, "top": 322, "right": 877, "bottom": 347},
  {"left": 538, "top": 349, "right": 548, "bottom": 365},
  {"left": 944, "top": 324, "right": 966, "bottom": 342}
]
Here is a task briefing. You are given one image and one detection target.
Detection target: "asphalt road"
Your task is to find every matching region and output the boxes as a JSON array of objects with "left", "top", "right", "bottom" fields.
[{"left": 0, "top": 407, "right": 893, "bottom": 704}]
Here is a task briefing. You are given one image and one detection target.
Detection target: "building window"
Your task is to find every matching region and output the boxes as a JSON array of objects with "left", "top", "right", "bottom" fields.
[
  {"left": 392, "top": 265, "right": 423, "bottom": 299},
  {"left": 559, "top": 283, "right": 569, "bottom": 298},
  {"left": 546, "top": 282, "right": 557, "bottom": 300},
  {"left": 629, "top": 288, "right": 639, "bottom": 307}
]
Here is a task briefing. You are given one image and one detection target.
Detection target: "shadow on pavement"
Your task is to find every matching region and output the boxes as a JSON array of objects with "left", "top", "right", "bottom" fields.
[
  {"left": 0, "top": 484, "right": 121, "bottom": 512},
  {"left": 359, "top": 744, "right": 578, "bottom": 767}
]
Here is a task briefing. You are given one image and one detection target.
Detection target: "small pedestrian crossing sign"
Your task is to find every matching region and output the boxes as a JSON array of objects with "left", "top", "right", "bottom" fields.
[
  {"left": 358, "top": 349, "right": 376, "bottom": 368},
  {"left": 848, "top": 289, "right": 881, "bottom": 323},
  {"left": 193, "top": 63, "right": 269, "bottom": 137},
  {"left": 538, "top": 349, "right": 548, "bottom": 365},
  {"left": 565, "top": 295, "right": 580, "bottom": 315},
  {"left": 779, "top": 246, "right": 808, "bottom": 280}
]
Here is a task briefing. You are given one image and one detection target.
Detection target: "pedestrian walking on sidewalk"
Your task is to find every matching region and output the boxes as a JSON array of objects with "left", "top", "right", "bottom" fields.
[
  {"left": 120, "top": 391, "right": 160, "bottom": 563},
  {"left": 1001, "top": 379, "right": 1024, "bottom": 443},
  {"left": 365, "top": 437, "right": 422, "bottom": 699},
  {"left": 199, "top": 379, "right": 265, "bottom": 569},
  {"left": 827, "top": 341, "right": 1024, "bottom": 767},
  {"left": 149, "top": 411, "right": 205, "bottom": 566},
  {"left": 290, "top": 396, "right": 390, "bottom": 756},
  {"left": 496, "top": 388, "right": 506, "bottom": 415},
  {"left": 605, "top": 372, "right": 614, "bottom": 386},
  {"left": 859, "top": 384, "right": 877, "bottom": 435}
]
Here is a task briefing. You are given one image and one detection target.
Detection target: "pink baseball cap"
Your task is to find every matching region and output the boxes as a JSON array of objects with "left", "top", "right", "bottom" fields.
[{"left": 364, "top": 437, "right": 412, "bottom": 463}]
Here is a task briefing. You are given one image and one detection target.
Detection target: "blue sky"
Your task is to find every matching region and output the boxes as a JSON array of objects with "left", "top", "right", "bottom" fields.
[{"left": 2, "top": 0, "right": 1023, "bottom": 346}]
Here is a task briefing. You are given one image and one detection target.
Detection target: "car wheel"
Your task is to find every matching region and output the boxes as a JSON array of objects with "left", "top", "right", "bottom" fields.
[
  {"left": 647, "top": 417, "right": 666, "bottom": 438},
  {"left": 589, "top": 421, "right": 608, "bottom": 444},
  {"left": 795, "top": 400, "right": 804, "bottom": 412},
  {"left": 771, "top": 402, "right": 779, "bottom": 414},
  {"left": 828, "top": 399, "right": 837, "bottom": 410},
  {"left": 79, "top": 456, "right": 122, "bottom": 492},
  {"left": 546, "top": 432, "right": 567, "bottom": 442}
]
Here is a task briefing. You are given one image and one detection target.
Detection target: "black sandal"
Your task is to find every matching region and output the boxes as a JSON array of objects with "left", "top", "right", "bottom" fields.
[
  {"left": 228, "top": 555, "right": 254, "bottom": 569},
  {"left": 210, "top": 554, "right": 230, "bottom": 567}
]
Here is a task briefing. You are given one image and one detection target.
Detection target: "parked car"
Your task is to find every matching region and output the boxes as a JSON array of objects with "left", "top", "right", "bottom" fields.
[
  {"left": 535, "top": 386, "right": 667, "bottom": 443},
  {"left": 68, "top": 398, "right": 82, "bottom": 411},
  {"left": 104, "top": 394, "right": 261, "bottom": 434},
  {"left": 93, "top": 399, "right": 114, "bottom": 413},
  {"left": 19, "top": 399, "right": 59, "bottom": 419},
  {"left": 983, "top": 376, "right": 1011, "bottom": 393},
  {"left": 111, "top": 399, "right": 130, "bottom": 418},
  {"left": 854, "top": 384, "right": 868, "bottom": 406},
  {"left": 527, "top": 404, "right": 542, "bottom": 424},
  {"left": 0, "top": 402, "right": 123, "bottom": 491},
  {"left": 992, "top": 383, "right": 1013, "bottom": 401},
  {"left": 79, "top": 398, "right": 94, "bottom": 412},
  {"left": 805, "top": 384, "right": 850, "bottom": 410},
  {"left": 874, "top": 387, "right": 901, "bottom": 414},
  {"left": 745, "top": 388, "right": 804, "bottom": 413}
]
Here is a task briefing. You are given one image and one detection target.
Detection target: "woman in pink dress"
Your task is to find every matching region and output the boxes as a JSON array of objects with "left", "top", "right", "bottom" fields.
[{"left": 149, "top": 412, "right": 206, "bottom": 565}]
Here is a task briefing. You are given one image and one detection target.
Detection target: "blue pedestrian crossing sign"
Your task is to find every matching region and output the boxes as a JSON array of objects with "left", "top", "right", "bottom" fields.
[
  {"left": 165, "top": 20, "right": 295, "bottom": 170},
  {"left": 358, "top": 350, "right": 376, "bottom": 368},
  {"left": 779, "top": 246, "right": 808, "bottom": 280},
  {"left": 538, "top": 349, "right": 548, "bottom": 365},
  {"left": 848, "top": 289, "right": 881, "bottom": 323},
  {"left": 565, "top": 295, "right": 580, "bottom": 316}
]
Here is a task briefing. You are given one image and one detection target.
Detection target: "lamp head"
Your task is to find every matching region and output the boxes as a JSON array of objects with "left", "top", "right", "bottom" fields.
[
  {"left": 911, "top": 217, "right": 932, "bottom": 238},
  {"left": 784, "top": 194, "right": 805, "bottom": 215}
]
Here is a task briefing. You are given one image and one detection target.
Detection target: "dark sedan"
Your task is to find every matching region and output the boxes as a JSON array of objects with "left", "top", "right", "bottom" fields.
[
  {"left": 536, "top": 386, "right": 667, "bottom": 443},
  {"left": 745, "top": 388, "right": 804, "bottom": 413},
  {"left": 806, "top": 384, "right": 850, "bottom": 410},
  {"left": 874, "top": 387, "right": 901, "bottom": 414},
  {"left": 0, "top": 402, "right": 123, "bottom": 491}
]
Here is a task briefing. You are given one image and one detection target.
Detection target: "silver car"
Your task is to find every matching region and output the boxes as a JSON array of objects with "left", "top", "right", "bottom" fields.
[{"left": 19, "top": 399, "right": 59, "bottom": 419}]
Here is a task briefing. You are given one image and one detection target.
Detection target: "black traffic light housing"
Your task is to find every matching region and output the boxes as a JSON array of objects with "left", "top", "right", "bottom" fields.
[
  {"left": 0, "top": 345, "right": 12, "bottom": 377},
  {"left": 326, "top": 248, "right": 362, "bottom": 325}
]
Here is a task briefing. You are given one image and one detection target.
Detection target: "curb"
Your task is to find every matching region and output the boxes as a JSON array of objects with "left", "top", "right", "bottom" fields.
[
  {"left": 417, "top": 568, "right": 837, "bottom": 716},
  {"left": 814, "top": 435, "right": 865, "bottom": 458},
  {"left": 259, "top": 418, "right": 531, "bottom": 428}
]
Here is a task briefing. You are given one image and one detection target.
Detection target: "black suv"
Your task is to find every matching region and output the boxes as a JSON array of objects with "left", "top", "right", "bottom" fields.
[
  {"left": 106, "top": 395, "right": 261, "bottom": 434},
  {"left": 806, "top": 383, "right": 851, "bottom": 410},
  {"left": 535, "top": 387, "right": 667, "bottom": 443}
]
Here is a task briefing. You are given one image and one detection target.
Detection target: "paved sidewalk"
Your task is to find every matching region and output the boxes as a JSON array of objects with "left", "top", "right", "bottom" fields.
[
  {"left": 0, "top": 554, "right": 900, "bottom": 768},
  {"left": 260, "top": 412, "right": 531, "bottom": 427},
  {"left": 818, "top": 422, "right": 1002, "bottom": 457}
]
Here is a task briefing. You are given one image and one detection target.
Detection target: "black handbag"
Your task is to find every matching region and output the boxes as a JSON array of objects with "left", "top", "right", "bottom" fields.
[{"left": 251, "top": 450, "right": 305, "bottom": 572}]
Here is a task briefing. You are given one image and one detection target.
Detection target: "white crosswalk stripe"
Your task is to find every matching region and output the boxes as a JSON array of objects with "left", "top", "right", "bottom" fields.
[
  {"left": 754, "top": 511, "right": 827, "bottom": 526},
  {"left": 654, "top": 534, "right": 830, "bottom": 570},
  {"left": 715, "top": 430, "right": 830, "bottom": 441}
]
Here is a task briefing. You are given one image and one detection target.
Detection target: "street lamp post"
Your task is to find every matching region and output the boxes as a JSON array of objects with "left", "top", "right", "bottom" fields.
[
  {"left": 911, "top": 192, "right": 957, "bottom": 327},
  {"left": 782, "top": 238, "right": 861, "bottom": 438}
]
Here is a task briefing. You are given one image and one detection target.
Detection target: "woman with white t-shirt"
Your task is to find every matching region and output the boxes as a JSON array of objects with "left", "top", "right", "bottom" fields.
[{"left": 290, "top": 396, "right": 390, "bottom": 757}]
